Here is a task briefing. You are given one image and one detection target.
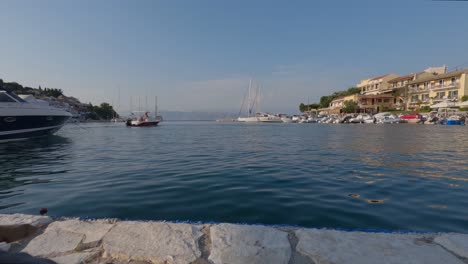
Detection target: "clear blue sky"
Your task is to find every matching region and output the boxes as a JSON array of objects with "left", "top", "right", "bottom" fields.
[{"left": 1, "top": 0, "right": 467, "bottom": 113}]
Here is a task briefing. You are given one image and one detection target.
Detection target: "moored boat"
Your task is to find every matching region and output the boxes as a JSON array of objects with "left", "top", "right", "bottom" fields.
[
  {"left": 0, "top": 89, "right": 71, "bottom": 142},
  {"left": 126, "top": 111, "right": 161, "bottom": 127}
]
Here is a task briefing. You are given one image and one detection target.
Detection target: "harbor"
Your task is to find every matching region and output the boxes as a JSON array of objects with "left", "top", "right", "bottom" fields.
[{"left": 2, "top": 1, "right": 468, "bottom": 263}]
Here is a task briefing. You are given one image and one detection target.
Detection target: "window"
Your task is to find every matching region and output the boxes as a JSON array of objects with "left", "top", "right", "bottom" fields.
[
  {"left": 411, "top": 95, "right": 419, "bottom": 103},
  {"left": 422, "top": 94, "right": 429, "bottom": 102},
  {"left": 436, "top": 91, "right": 445, "bottom": 99},
  {"left": 0, "top": 92, "right": 16, "bottom": 102},
  {"left": 383, "top": 99, "right": 390, "bottom": 103},
  {"left": 451, "top": 78, "right": 456, "bottom": 84},
  {"left": 424, "top": 82, "right": 428, "bottom": 89},
  {"left": 448, "top": 90, "right": 458, "bottom": 99}
]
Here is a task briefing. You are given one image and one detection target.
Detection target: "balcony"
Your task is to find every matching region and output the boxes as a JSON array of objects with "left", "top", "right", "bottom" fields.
[
  {"left": 408, "top": 87, "right": 430, "bottom": 93},
  {"left": 430, "top": 82, "right": 459, "bottom": 91}
]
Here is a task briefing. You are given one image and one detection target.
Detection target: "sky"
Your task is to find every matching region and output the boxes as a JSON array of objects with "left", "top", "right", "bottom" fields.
[{"left": 1, "top": 0, "right": 468, "bottom": 114}]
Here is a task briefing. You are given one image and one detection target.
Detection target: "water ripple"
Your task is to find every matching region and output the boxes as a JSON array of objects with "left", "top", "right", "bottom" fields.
[{"left": 0, "top": 122, "right": 467, "bottom": 232}]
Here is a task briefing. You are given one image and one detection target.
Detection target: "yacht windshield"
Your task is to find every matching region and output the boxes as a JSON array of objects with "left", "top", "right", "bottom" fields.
[
  {"left": 6, "top": 91, "right": 26, "bottom": 102},
  {"left": 0, "top": 92, "right": 17, "bottom": 102}
]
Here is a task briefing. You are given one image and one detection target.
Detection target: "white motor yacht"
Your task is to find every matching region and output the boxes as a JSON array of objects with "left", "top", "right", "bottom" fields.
[
  {"left": 0, "top": 90, "right": 72, "bottom": 142},
  {"left": 257, "top": 113, "right": 283, "bottom": 123}
]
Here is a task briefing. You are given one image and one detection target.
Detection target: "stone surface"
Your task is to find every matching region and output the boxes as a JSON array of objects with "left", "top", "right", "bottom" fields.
[
  {"left": 0, "top": 214, "right": 52, "bottom": 227},
  {"left": 434, "top": 233, "right": 468, "bottom": 259},
  {"left": 295, "top": 229, "right": 464, "bottom": 264},
  {"left": 209, "top": 224, "right": 291, "bottom": 264},
  {"left": 51, "top": 251, "right": 96, "bottom": 264},
  {"left": 0, "top": 242, "right": 11, "bottom": 252},
  {"left": 22, "top": 228, "right": 84, "bottom": 257},
  {"left": 102, "top": 221, "right": 202, "bottom": 264},
  {"left": 47, "top": 219, "right": 114, "bottom": 245}
]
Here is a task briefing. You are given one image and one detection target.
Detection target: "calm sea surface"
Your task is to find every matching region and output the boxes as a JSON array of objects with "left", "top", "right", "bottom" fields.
[{"left": 0, "top": 122, "right": 467, "bottom": 232}]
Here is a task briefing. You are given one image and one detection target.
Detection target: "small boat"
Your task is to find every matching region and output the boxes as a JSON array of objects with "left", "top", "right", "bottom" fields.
[
  {"left": 126, "top": 111, "right": 161, "bottom": 127},
  {"left": 349, "top": 114, "right": 373, "bottom": 124},
  {"left": 400, "top": 113, "right": 424, "bottom": 124},
  {"left": 0, "top": 89, "right": 71, "bottom": 142},
  {"left": 446, "top": 115, "right": 465, "bottom": 125}
]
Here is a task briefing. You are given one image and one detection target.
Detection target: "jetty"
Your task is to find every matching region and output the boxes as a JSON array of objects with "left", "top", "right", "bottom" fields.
[{"left": 1, "top": 214, "right": 467, "bottom": 264}]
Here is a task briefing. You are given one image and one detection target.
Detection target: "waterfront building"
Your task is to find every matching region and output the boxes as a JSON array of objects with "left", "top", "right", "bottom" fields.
[
  {"left": 406, "top": 68, "right": 468, "bottom": 110},
  {"left": 328, "top": 94, "right": 359, "bottom": 114},
  {"left": 356, "top": 73, "right": 399, "bottom": 113},
  {"left": 357, "top": 74, "right": 399, "bottom": 95}
]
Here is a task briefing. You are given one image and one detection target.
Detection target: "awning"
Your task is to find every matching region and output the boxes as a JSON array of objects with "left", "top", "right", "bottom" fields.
[{"left": 430, "top": 101, "right": 458, "bottom": 109}]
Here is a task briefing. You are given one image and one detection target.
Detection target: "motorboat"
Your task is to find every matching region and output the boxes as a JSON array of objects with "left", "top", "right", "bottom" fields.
[
  {"left": 279, "top": 114, "right": 294, "bottom": 123},
  {"left": 446, "top": 115, "right": 465, "bottom": 125},
  {"left": 126, "top": 111, "right": 161, "bottom": 127},
  {"left": 238, "top": 116, "right": 259, "bottom": 122},
  {"left": 349, "top": 114, "right": 373, "bottom": 124},
  {"left": 0, "top": 90, "right": 71, "bottom": 142},
  {"left": 257, "top": 113, "right": 283, "bottom": 123},
  {"left": 376, "top": 114, "right": 404, "bottom": 124},
  {"left": 400, "top": 113, "right": 424, "bottom": 124}
]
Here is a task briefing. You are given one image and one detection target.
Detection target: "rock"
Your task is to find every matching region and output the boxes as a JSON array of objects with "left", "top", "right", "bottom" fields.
[
  {"left": 434, "top": 233, "right": 468, "bottom": 259},
  {"left": 22, "top": 228, "right": 84, "bottom": 257},
  {"left": 0, "top": 214, "right": 53, "bottom": 242},
  {"left": 47, "top": 219, "right": 114, "bottom": 246},
  {"left": 209, "top": 224, "right": 291, "bottom": 264},
  {"left": 102, "top": 221, "right": 202, "bottom": 264},
  {"left": 0, "top": 214, "right": 53, "bottom": 227},
  {"left": 0, "top": 242, "right": 11, "bottom": 252},
  {"left": 295, "top": 229, "right": 464, "bottom": 264},
  {"left": 51, "top": 251, "right": 97, "bottom": 264}
]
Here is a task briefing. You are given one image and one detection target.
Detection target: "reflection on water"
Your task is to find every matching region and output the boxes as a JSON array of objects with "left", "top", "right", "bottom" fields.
[
  {"left": 0, "top": 136, "right": 72, "bottom": 210},
  {"left": 0, "top": 123, "right": 467, "bottom": 232}
]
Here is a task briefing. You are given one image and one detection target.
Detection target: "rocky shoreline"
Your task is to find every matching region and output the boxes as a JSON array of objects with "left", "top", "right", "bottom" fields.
[{"left": 0, "top": 214, "right": 467, "bottom": 264}]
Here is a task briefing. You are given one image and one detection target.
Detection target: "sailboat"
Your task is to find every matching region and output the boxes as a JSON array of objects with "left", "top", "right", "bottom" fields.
[{"left": 237, "top": 79, "right": 259, "bottom": 122}]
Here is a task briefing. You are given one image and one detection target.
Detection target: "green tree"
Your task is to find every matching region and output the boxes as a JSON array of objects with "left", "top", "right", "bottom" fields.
[
  {"left": 319, "top": 95, "right": 333, "bottom": 108},
  {"left": 342, "top": 100, "right": 358, "bottom": 113},
  {"left": 91, "top": 103, "right": 118, "bottom": 120},
  {"left": 299, "top": 103, "right": 306, "bottom": 112},
  {"left": 461, "top": 95, "right": 468, "bottom": 102}
]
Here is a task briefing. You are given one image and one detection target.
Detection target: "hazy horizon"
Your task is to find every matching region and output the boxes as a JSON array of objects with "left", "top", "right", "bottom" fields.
[{"left": 1, "top": 0, "right": 468, "bottom": 114}]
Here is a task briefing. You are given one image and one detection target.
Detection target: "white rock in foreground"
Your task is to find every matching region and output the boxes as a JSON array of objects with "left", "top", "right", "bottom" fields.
[
  {"left": 0, "top": 213, "right": 52, "bottom": 227},
  {"left": 22, "top": 228, "right": 84, "bottom": 257},
  {"left": 209, "top": 224, "right": 291, "bottom": 264},
  {"left": 295, "top": 229, "right": 464, "bottom": 264},
  {"left": 46, "top": 219, "right": 114, "bottom": 245},
  {"left": 51, "top": 251, "right": 96, "bottom": 264},
  {"left": 434, "top": 233, "right": 468, "bottom": 259},
  {"left": 102, "top": 221, "right": 203, "bottom": 264}
]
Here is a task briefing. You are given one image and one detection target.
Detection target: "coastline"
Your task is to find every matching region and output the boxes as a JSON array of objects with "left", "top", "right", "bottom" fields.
[{"left": 1, "top": 214, "right": 467, "bottom": 264}]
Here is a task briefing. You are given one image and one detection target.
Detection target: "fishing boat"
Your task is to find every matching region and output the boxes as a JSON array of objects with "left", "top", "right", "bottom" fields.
[{"left": 0, "top": 89, "right": 71, "bottom": 142}]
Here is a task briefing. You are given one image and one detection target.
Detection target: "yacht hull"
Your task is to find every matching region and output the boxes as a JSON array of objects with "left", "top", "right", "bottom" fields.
[{"left": 0, "top": 115, "right": 70, "bottom": 142}]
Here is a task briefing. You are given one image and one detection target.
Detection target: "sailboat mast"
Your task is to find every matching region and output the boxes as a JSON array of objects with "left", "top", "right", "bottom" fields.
[
  {"left": 257, "top": 84, "right": 261, "bottom": 114},
  {"left": 155, "top": 96, "right": 158, "bottom": 117},
  {"left": 248, "top": 79, "right": 252, "bottom": 117}
]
